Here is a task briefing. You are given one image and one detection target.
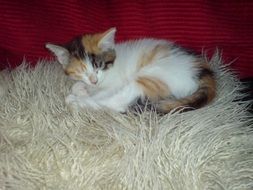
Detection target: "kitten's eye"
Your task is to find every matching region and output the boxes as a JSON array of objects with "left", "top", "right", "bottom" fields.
[
  {"left": 105, "top": 61, "right": 113, "bottom": 69},
  {"left": 107, "top": 63, "right": 113, "bottom": 68},
  {"left": 105, "top": 61, "right": 111, "bottom": 64},
  {"left": 89, "top": 54, "right": 99, "bottom": 68}
]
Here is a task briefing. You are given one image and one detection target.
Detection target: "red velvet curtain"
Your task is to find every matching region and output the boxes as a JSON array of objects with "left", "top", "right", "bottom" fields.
[{"left": 1, "top": 0, "right": 253, "bottom": 78}]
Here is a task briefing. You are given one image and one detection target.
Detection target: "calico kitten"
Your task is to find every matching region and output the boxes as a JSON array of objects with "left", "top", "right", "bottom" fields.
[{"left": 46, "top": 27, "right": 216, "bottom": 113}]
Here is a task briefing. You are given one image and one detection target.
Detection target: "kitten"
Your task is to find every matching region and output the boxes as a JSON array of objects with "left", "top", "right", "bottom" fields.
[{"left": 46, "top": 27, "right": 216, "bottom": 113}]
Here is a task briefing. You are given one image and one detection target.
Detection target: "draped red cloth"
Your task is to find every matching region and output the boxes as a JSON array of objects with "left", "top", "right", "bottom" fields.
[{"left": 1, "top": 0, "right": 253, "bottom": 78}]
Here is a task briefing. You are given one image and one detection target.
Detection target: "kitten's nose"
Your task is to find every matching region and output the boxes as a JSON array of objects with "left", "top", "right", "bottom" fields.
[
  {"left": 89, "top": 75, "right": 98, "bottom": 84},
  {"left": 91, "top": 80, "right": 97, "bottom": 84}
]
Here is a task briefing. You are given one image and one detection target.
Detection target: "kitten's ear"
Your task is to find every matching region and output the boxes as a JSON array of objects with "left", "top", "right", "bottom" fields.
[
  {"left": 45, "top": 43, "right": 70, "bottom": 66},
  {"left": 98, "top": 27, "right": 116, "bottom": 51}
]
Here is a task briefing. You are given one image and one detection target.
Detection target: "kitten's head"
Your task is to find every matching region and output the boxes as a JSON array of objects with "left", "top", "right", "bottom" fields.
[{"left": 46, "top": 27, "right": 116, "bottom": 85}]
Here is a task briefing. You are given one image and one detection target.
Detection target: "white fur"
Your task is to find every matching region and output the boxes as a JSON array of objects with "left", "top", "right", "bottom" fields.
[{"left": 68, "top": 37, "right": 200, "bottom": 112}]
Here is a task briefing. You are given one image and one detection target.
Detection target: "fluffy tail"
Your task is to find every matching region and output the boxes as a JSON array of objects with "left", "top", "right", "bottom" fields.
[{"left": 157, "top": 65, "right": 216, "bottom": 113}]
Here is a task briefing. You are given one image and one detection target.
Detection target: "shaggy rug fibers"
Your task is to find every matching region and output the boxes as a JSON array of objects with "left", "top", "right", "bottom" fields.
[{"left": 0, "top": 53, "right": 252, "bottom": 190}]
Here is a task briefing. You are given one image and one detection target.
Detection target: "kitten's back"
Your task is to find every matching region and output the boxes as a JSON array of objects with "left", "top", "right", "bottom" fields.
[{"left": 114, "top": 39, "right": 216, "bottom": 113}]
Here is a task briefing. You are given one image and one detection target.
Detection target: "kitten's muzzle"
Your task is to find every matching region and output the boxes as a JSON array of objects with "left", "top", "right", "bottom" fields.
[{"left": 89, "top": 75, "right": 98, "bottom": 84}]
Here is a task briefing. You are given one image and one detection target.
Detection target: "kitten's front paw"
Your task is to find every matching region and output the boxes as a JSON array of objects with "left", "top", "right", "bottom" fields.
[
  {"left": 65, "top": 94, "right": 100, "bottom": 110},
  {"left": 65, "top": 94, "right": 78, "bottom": 105},
  {"left": 78, "top": 99, "right": 100, "bottom": 110},
  {"left": 71, "top": 82, "right": 88, "bottom": 96}
]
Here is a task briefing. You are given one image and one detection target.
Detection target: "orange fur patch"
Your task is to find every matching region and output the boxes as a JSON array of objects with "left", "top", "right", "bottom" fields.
[
  {"left": 65, "top": 58, "right": 87, "bottom": 79},
  {"left": 137, "top": 76, "right": 170, "bottom": 100},
  {"left": 81, "top": 34, "right": 102, "bottom": 54},
  {"left": 158, "top": 99, "right": 185, "bottom": 112},
  {"left": 158, "top": 80, "right": 215, "bottom": 113},
  {"left": 200, "top": 74, "right": 216, "bottom": 103},
  {"left": 194, "top": 58, "right": 216, "bottom": 103},
  {"left": 138, "top": 44, "right": 170, "bottom": 69},
  {"left": 157, "top": 59, "right": 216, "bottom": 113},
  {"left": 81, "top": 28, "right": 113, "bottom": 55}
]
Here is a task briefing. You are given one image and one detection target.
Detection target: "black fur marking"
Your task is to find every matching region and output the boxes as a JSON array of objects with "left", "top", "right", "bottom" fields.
[
  {"left": 128, "top": 97, "right": 154, "bottom": 113},
  {"left": 64, "top": 36, "right": 86, "bottom": 59},
  {"left": 88, "top": 53, "right": 100, "bottom": 68},
  {"left": 171, "top": 43, "right": 198, "bottom": 56},
  {"left": 198, "top": 68, "right": 214, "bottom": 79},
  {"left": 88, "top": 49, "right": 116, "bottom": 70}
]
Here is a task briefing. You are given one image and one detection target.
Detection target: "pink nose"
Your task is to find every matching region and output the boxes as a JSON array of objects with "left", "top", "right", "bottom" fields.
[
  {"left": 89, "top": 75, "right": 98, "bottom": 84},
  {"left": 91, "top": 80, "right": 97, "bottom": 84}
]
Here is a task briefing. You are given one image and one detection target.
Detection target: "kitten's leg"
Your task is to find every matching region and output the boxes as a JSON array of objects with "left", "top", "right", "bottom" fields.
[
  {"left": 65, "top": 81, "right": 92, "bottom": 106},
  {"left": 65, "top": 82, "right": 108, "bottom": 107},
  {"left": 65, "top": 82, "right": 88, "bottom": 106},
  {"left": 71, "top": 81, "right": 88, "bottom": 96},
  {"left": 68, "top": 82, "right": 143, "bottom": 112},
  {"left": 65, "top": 93, "right": 98, "bottom": 108},
  {"left": 95, "top": 82, "right": 143, "bottom": 112},
  {"left": 66, "top": 89, "right": 116, "bottom": 110}
]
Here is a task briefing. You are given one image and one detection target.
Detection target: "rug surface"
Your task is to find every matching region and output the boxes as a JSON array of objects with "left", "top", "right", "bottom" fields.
[{"left": 0, "top": 53, "right": 252, "bottom": 190}]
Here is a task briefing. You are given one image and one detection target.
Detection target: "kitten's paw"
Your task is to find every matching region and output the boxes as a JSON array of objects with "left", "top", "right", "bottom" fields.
[
  {"left": 99, "top": 101, "right": 127, "bottom": 113},
  {"left": 66, "top": 95, "right": 100, "bottom": 110},
  {"left": 71, "top": 82, "right": 88, "bottom": 96},
  {"left": 78, "top": 99, "right": 100, "bottom": 110},
  {"left": 65, "top": 94, "right": 78, "bottom": 105}
]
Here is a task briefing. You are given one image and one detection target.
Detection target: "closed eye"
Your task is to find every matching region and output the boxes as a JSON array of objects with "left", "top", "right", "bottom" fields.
[
  {"left": 90, "top": 57, "right": 99, "bottom": 69},
  {"left": 105, "top": 61, "right": 113, "bottom": 65},
  {"left": 104, "top": 61, "right": 113, "bottom": 69}
]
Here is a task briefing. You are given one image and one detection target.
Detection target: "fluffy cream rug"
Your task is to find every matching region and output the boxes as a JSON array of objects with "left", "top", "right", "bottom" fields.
[{"left": 0, "top": 53, "right": 252, "bottom": 190}]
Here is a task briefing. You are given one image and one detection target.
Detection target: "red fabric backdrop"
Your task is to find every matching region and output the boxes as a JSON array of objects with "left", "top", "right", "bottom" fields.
[{"left": 1, "top": 0, "right": 253, "bottom": 78}]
